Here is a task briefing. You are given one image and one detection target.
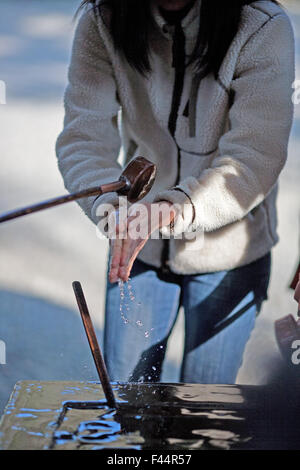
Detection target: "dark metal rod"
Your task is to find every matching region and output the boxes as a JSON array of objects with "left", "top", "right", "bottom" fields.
[
  {"left": 72, "top": 281, "right": 117, "bottom": 409},
  {"left": 0, "top": 180, "right": 126, "bottom": 224}
]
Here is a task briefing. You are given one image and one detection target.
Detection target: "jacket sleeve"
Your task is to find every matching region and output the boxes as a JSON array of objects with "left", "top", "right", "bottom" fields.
[
  {"left": 56, "top": 8, "right": 121, "bottom": 225},
  {"left": 155, "top": 12, "right": 295, "bottom": 237}
]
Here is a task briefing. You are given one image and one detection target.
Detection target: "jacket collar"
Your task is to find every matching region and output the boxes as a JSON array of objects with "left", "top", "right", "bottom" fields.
[{"left": 151, "top": 0, "right": 201, "bottom": 41}]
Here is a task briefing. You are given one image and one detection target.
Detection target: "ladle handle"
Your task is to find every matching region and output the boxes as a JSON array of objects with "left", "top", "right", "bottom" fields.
[
  {"left": 0, "top": 180, "right": 126, "bottom": 224},
  {"left": 72, "top": 281, "right": 117, "bottom": 409}
]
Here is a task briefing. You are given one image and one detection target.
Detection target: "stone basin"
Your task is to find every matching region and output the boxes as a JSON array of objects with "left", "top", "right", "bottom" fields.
[{"left": 0, "top": 380, "right": 299, "bottom": 450}]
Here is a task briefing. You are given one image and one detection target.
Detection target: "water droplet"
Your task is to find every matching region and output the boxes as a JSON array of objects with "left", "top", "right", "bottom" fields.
[
  {"left": 152, "top": 366, "right": 157, "bottom": 371},
  {"left": 118, "top": 280, "right": 149, "bottom": 335},
  {"left": 127, "top": 279, "right": 136, "bottom": 302}
]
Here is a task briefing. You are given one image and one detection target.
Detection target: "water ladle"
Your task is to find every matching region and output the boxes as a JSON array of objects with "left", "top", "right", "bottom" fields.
[{"left": 0, "top": 157, "right": 157, "bottom": 223}]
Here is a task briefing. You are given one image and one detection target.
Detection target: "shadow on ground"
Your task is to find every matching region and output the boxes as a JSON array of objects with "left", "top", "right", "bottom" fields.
[{"left": 0, "top": 288, "right": 98, "bottom": 413}]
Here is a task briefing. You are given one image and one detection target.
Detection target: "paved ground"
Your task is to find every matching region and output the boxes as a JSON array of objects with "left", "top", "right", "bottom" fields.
[{"left": 0, "top": 0, "right": 299, "bottom": 414}]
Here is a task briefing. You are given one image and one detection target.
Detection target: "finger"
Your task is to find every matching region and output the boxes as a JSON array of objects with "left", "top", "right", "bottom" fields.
[
  {"left": 111, "top": 218, "right": 128, "bottom": 260},
  {"left": 118, "top": 239, "right": 134, "bottom": 281},
  {"left": 109, "top": 213, "right": 130, "bottom": 282},
  {"left": 118, "top": 213, "right": 150, "bottom": 280},
  {"left": 119, "top": 238, "right": 148, "bottom": 282},
  {"left": 119, "top": 216, "right": 137, "bottom": 267},
  {"left": 110, "top": 238, "right": 123, "bottom": 267},
  {"left": 109, "top": 238, "right": 123, "bottom": 283}
]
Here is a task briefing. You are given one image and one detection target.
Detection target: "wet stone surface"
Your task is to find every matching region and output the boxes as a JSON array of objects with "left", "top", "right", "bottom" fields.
[{"left": 0, "top": 380, "right": 299, "bottom": 450}]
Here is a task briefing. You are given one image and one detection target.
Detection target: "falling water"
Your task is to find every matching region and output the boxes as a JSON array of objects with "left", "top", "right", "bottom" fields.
[{"left": 118, "top": 279, "right": 154, "bottom": 338}]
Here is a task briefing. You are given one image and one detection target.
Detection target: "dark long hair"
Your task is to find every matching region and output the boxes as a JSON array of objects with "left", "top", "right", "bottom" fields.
[{"left": 78, "top": 0, "right": 279, "bottom": 78}]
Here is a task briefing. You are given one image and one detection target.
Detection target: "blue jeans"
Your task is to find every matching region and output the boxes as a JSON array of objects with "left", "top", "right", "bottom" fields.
[{"left": 104, "top": 253, "right": 271, "bottom": 384}]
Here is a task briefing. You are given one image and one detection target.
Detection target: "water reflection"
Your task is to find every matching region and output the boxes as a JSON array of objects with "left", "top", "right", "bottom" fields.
[
  {"left": 1, "top": 380, "right": 300, "bottom": 450},
  {"left": 49, "top": 384, "right": 260, "bottom": 450}
]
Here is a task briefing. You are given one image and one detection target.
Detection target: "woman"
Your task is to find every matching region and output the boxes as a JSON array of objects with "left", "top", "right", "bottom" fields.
[{"left": 56, "top": 0, "right": 295, "bottom": 383}]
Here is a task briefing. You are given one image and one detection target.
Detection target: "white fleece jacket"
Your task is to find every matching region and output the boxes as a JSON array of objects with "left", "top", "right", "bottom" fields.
[{"left": 56, "top": 0, "right": 295, "bottom": 274}]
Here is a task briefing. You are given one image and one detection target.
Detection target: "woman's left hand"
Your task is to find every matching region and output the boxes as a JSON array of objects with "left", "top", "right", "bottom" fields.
[{"left": 109, "top": 201, "right": 177, "bottom": 283}]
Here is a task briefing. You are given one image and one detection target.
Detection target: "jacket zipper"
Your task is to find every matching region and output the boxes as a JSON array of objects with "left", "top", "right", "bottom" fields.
[{"left": 161, "top": 21, "right": 186, "bottom": 272}]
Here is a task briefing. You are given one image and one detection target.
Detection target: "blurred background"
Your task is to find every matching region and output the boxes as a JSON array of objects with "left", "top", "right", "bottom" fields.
[{"left": 0, "top": 0, "right": 299, "bottom": 414}]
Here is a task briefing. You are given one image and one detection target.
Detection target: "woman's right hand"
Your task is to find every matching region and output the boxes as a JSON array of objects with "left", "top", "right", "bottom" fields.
[{"left": 108, "top": 202, "right": 177, "bottom": 283}]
